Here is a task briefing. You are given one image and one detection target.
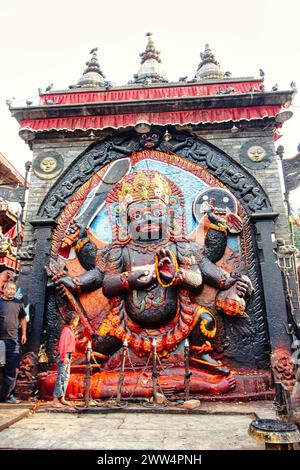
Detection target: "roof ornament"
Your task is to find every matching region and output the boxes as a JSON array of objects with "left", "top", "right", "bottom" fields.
[
  {"left": 194, "top": 44, "right": 228, "bottom": 81},
  {"left": 71, "top": 48, "right": 107, "bottom": 89},
  {"left": 131, "top": 33, "right": 168, "bottom": 85}
]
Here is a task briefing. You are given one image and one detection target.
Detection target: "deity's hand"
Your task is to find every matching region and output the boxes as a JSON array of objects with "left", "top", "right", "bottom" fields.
[
  {"left": 207, "top": 207, "right": 227, "bottom": 226},
  {"left": 127, "top": 269, "right": 156, "bottom": 290},
  {"left": 222, "top": 274, "right": 253, "bottom": 298},
  {"left": 156, "top": 249, "right": 177, "bottom": 282},
  {"left": 174, "top": 267, "right": 185, "bottom": 285},
  {"left": 53, "top": 276, "right": 78, "bottom": 296},
  {"left": 61, "top": 222, "right": 85, "bottom": 249}
]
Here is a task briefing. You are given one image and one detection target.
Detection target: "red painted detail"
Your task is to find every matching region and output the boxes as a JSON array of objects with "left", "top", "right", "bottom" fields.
[
  {"left": 39, "top": 81, "right": 263, "bottom": 105},
  {"left": 38, "top": 367, "right": 272, "bottom": 401},
  {"left": 20, "top": 105, "right": 281, "bottom": 133}
]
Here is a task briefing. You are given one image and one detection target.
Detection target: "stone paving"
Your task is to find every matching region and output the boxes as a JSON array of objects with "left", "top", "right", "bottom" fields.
[{"left": 0, "top": 401, "right": 275, "bottom": 450}]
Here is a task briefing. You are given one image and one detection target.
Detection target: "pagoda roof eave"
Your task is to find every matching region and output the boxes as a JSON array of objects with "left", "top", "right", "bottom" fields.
[
  {"left": 44, "top": 76, "right": 261, "bottom": 94},
  {"left": 10, "top": 91, "right": 294, "bottom": 124}
]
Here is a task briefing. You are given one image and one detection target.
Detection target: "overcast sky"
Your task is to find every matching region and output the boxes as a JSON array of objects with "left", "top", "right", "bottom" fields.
[{"left": 1, "top": 0, "right": 299, "bottom": 202}]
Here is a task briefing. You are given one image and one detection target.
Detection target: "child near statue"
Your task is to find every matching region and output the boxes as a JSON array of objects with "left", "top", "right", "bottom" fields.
[{"left": 52, "top": 311, "right": 79, "bottom": 407}]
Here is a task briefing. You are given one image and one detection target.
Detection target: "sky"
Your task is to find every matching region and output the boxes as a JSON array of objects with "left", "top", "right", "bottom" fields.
[{"left": 0, "top": 0, "right": 299, "bottom": 204}]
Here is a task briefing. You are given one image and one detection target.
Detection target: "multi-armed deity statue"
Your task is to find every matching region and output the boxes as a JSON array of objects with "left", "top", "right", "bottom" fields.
[{"left": 42, "top": 143, "right": 254, "bottom": 399}]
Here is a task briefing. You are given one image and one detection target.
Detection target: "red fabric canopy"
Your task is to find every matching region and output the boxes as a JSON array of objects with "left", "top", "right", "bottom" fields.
[
  {"left": 20, "top": 105, "right": 281, "bottom": 132},
  {"left": 39, "top": 81, "right": 263, "bottom": 105},
  {"left": 0, "top": 256, "right": 20, "bottom": 271}
]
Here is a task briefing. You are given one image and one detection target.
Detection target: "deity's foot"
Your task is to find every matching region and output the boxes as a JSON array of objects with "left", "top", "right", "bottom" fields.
[
  {"left": 225, "top": 374, "right": 236, "bottom": 391},
  {"left": 189, "top": 352, "right": 230, "bottom": 376}
]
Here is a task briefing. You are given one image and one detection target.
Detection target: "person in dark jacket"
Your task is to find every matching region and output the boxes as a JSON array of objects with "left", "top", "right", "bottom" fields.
[{"left": 0, "top": 281, "right": 27, "bottom": 403}]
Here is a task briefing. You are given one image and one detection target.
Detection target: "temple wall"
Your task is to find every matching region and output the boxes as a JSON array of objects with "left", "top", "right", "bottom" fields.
[{"left": 23, "top": 138, "right": 93, "bottom": 246}]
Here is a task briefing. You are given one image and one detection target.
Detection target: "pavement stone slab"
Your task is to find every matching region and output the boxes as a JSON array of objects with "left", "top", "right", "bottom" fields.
[{"left": 0, "top": 401, "right": 277, "bottom": 450}]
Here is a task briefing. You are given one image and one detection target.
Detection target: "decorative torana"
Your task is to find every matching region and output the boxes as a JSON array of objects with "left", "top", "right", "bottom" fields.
[{"left": 37, "top": 135, "right": 273, "bottom": 400}]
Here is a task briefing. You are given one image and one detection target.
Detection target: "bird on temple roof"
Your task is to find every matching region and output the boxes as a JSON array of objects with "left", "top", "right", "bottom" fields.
[
  {"left": 224, "top": 86, "right": 235, "bottom": 94},
  {"left": 290, "top": 81, "right": 297, "bottom": 92},
  {"left": 26, "top": 100, "right": 33, "bottom": 106},
  {"left": 259, "top": 69, "right": 265, "bottom": 79},
  {"left": 45, "top": 83, "right": 53, "bottom": 92},
  {"left": 179, "top": 76, "right": 188, "bottom": 82},
  {"left": 272, "top": 84, "right": 278, "bottom": 92},
  {"left": 90, "top": 47, "right": 98, "bottom": 54},
  {"left": 104, "top": 81, "right": 113, "bottom": 89}
]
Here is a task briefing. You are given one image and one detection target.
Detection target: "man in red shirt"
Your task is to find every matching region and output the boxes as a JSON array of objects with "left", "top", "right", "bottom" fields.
[{"left": 52, "top": 311, "right": 79, "bottom": 406}]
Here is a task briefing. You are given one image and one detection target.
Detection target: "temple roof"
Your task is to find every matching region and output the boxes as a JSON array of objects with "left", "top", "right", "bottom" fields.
[
  {"left": 72, "top": 48, "right": 107, "bottom": 88},
  {"left": 0, "top": 153, "right": 25, "bottom": 186},
  {"left": 8, "top": 39, "right": 295, "bottom": 141},
  {"left": 194, "top": 44, "right": 228, "bottom": 81},
  {"left": 13, "top": 82, "right": 293, "bottom": 139},
  {"left": 132, "top": 33, "right": 168, "bottom": 84}
]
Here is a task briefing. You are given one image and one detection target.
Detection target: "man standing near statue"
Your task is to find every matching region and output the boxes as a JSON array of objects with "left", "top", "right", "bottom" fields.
[{"left": 0, "top": 281, "right": 27, "bottom": 403}]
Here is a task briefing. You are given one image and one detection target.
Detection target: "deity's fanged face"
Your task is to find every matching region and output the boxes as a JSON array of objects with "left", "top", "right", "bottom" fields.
[
  {"left": 127, "top": 199, "right": 168, "bottom": 242},
  {"left": 138, "top": 131, "right": 162, "bottom": 149},
  {"left": 108, "top": 170, "right": 185, "bottom": 243}
]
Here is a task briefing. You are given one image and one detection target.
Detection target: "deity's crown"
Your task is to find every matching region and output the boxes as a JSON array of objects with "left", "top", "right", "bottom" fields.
[{"left": 116, "top": 171, "right": 172, "bottom": 208}]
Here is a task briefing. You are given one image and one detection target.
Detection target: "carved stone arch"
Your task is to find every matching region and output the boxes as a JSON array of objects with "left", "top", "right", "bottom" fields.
[
  {"left": 38, "top": 129, "right": 271, "bottom": 220},
  {"left": 38, "top": 128, "right": 272, "bottom": 370}
]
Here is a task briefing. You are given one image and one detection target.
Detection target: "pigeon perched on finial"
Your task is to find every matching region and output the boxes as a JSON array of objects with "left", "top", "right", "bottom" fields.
[
  {"left": 259, "top": 68, "right": 265, "bottom": 79},
  {"left": 45, "top": 83, "right": 53, "bottom": 92},
  {"left": 26, "top": 100, "right": 33, "bottom": 106},
  {"left": 179, "top": 76, "right": 188, "bottom": 82},
  {"left": 90, "top": 47, "right": 98, "bottom": 54},
  {"left": 272, "top": 84, "right": 278, "bottom": 92}
]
